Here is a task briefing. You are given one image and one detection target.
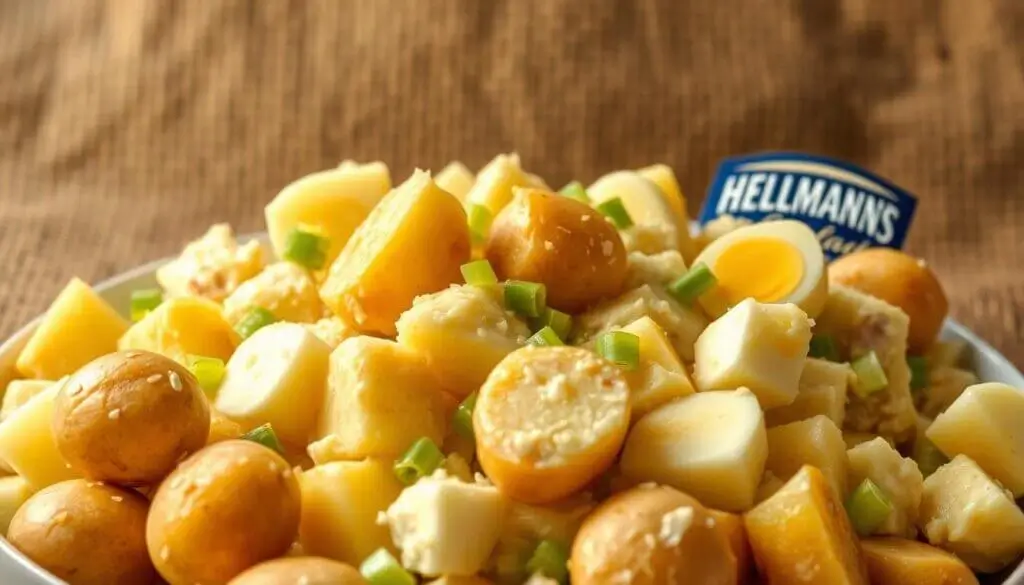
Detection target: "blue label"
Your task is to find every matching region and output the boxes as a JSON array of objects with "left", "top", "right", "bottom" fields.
[{"left": 699, "top": 152, "right": 918, "bottom": 262}]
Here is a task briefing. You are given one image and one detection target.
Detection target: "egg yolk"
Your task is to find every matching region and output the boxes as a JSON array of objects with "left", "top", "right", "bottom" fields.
[{"left": 712, "top": 237, "right": 804, "bottom": 305}]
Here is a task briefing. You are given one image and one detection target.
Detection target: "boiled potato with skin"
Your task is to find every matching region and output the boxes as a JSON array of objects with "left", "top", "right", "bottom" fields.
[
  {"left": 474, "top": 346, "right": 630, "bottom": 504},
  {"left": 764, "top": 415, "right": 848, "bottom": 498},
  {"left": 8, "top": 479, "right": 155, "bottom": 585},
  {"left": 828, "top": 248, "right": 948, "bottom": 352},
  {"left": 485, "top": 188, "right": 628, "bottom": 313},
  {"left": 222, "top": 262, "right": 324, "bottom": 326},
  {"left": 0, "top": 475, "right": 33, "bottom": 534},
  {"left": 860, "top": 538, "right": 978, "bottom": 585},
  {"left": 215, "top": 322, "right": 331, "bottom": 447},
  {"left": 396, "top": 284, "right": 530, "bottom": 399},
  {"left": 228, "top": 557, "right": 366, "bottom": 585},
  {"left": 0, "top": 383, "right": 79, "bottom": 489},
  {"left": 118, "top": 296, "right": 240, "bottom": 365},
  {"left": 435, "top": 160, "right": 476, "bottom": 202},
  {"left": 54, "top": 351, "right": 210, "bottom": 485},
  {"left": 320, "top": 170, "right": 470, "bottom": 337},
  {"left": 764, "top": 358, "right": 850, "bottom": 428},
  {"left": 744, "top": 465, "right": 869, "bottom": 585},
  {"left": 618, "top": 316, "right": 695, "bottom": 421},
  {"left": 570, "top": 485, "right": 737, "bottom": 585},
  {"left": 847, "top": 438, "right": 923, "bottom": 537},
  {"left": 147, "top": 440, "right": 301, "bottom": 585},
  {"left": 16, "top": 278, "right": 129, "bottom": 380}
]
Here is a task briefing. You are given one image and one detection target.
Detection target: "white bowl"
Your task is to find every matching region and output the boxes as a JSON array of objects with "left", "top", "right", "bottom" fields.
[{"left": 0, "top": 234, "right": 1022, "bottom": 584}]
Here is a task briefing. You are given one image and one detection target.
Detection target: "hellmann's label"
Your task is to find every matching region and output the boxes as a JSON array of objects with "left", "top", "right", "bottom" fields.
[{"left": 698, "top": 152, "right": 918, "bottom": 261}]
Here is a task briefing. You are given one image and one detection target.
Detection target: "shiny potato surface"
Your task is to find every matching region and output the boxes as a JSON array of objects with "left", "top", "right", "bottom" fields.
[{"left": 227, "top": 556, "right": 366, "bottom": 585}]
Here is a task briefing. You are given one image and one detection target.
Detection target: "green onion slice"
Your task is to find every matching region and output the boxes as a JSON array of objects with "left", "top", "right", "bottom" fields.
[
  {"left": 467, "top": 203, "right": 493, "bottom": 244},
  {"left": 527, "top": 326, "right": 564, "bottom": 347},
  {"left": 851, "top": 351, "right": 889, "bottom": 396},
  {"left": 526, "top": 540, "right": 570, "bottom": 584},
  {"left": 596, "top": 331, "right": 641, "bottom": 370},
  {"left": 461, "top": 259, "right": 499, "bottom": 286},
  {"left": 595, "top": 197, "right": 634, "bottom": 229},
  {"left": 913, "top": 437, "right": 949, "bottom": 478},
  {"left": 845, "top": 478, "right": 894, "bottom": 536},
  {"left": 130, "top": 288, "right": 163, "bottom": 322},
  {"left": 453, "top": 392, "right": 478, "bottom": 440},
  {"left": 666, "top": 262, "right": 717, "bottom": 305},
  {"left": 360, "top": 548, "right": 416, "bottom": 585},
  {"left": 234, "top": 307, "right": 277, "bottom": 340},
  {"left": 393, "top": 437, "right": 445, "bottom": 486},
  {"left": 504, "top": 280, "right": 547, "bottom": 319},
  {"left": 241, "top": 423, "right": 285, "bottom": 455},
  {"left": 559, "top": 181, "right": 590, "bottom": 204},
  {"left": 538, "top": 307, "right": 573, "bottom": 341},
  {"left": 283, "top": 228, "right": 330, "bottom": 270},
  {"left": 908, "top": 355, "right": 929, "bottom": 391},
  {"left": 186, "top": 355, "right": 226, "bottom": 395},
  {"left": 808, "top": 334, "right": 841, "bottom": 362}
]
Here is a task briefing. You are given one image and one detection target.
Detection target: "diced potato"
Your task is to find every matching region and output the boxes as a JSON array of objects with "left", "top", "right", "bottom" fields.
[
  {"left": 298, "top": 458, "right": 403, "bottom": 565},
  {"left": 756, "top": 471, "right": 785, "bottom": 504},
  {"left": 0, "top": 383, "right": 79, "bottom": 489},
  {"left": 588, "top": 170, "right": 683, "bottom": 256},
  {"left": 15, "top": 278, "right": 129, "bottom": 380},
  {"left": 915, "top": 366, "right": 977, "bottom": 419},
  {"left": 215, "top": 323, "right": 331, "bottom": 446},
  {"left": 708, "top": 509, "right": 755, "bottom": 584},
  {"left": 264, "top": 162, "right": 391, "bottom": 269},
  {"left": 912, "top": 413, "right": 948, "bottom": 478},
  {"left": 765, "top": 358, "right": 850, "bottom": 427},
  {"left": 624, "top": 250, "right": 687, "bottom": 290},
  {"left": 573, "top": 285, "right": 708, "bottom": 362},
  {"left": 744, "top": 465, "right": 869, "bottom": 585},
  {"left": 620, "top": 223, "right": 679, "bottom": 255},
  {"left": 925, "top": 341, "right": 969, "bottom": 371},
  {"left": 395, "top": 285, "right": 529, "bottom": 399},
  {"left": 620, "top": 388, "right": 767, "bottom": 512},
  {"left": 693, "top": 298, "right": 812, "bottom": 408},
  {"left": 320, "top": 170, "right": 470, "bottom": 337},
  {"left": 464, "top": 153, "right": 531, "bottom": 217},
  {"left": 435, "top": 161, "right": 475, "bottom": 202},
  {"left": 926, "top": 382, "right": 1024, "bottom": 496},
  {"left": 765, "top": 415, "right": 848, "bottom": 497},
  {"left": 843, "top": 432, "right": 891, "bottom": 449},
  {"left": 222, "top": 262, "right": 324, "bottom": 326},
  {"left": 312, "top": 336, "right": 451, "bottom": 461},
  {"left": 1, "top": 379, "right": 54, "bottom": 420},
  {"left": 118, "top": 297, "right": 239, "bottom": 365},
  {"left": 860, "top": 538, "right": 978, "bottom": 585},
  {"left": 384, "top": 475, "right": 506, "bottom": 577},
  {"left": 206, "top": 408, "right": 243, "bottom": 445},
  {"left": 430, "top": 577, "right": 495, "bottom": 585},
  {"left": 487, "top": 494, "right": 594, "bottom": 583},
  {"left": 302, "top": 316, "right": 355, "bottom": 350},
  {"left": 636, "top": 163, "right": 698, "bottom": 262},
  {"left": 618, "top": 316, "right": 695, "bottom": 420},
  {"left": 0, "top": 476, "right": 33, "bottom": 534},
  {"left": 920, "top": 455, "right": 1024, "bottom": 573},
  {"left": 847, "top": 438, "right": 923, "bottom": 537},
  {"left": 156, "top": 223, "right": 264, "bottom": 302}
]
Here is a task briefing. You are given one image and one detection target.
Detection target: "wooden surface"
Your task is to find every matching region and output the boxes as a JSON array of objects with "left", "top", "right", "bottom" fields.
[{"left": 0, "top": 0, "right": 1021, "bottom": 366}]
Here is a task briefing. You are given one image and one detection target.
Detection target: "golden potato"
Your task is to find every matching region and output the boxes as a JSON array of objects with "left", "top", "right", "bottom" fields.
[
  {"left": 708, "top": 509, "right": 755, "bottom": 584},
  {"left": 53, "top": 351, "right": 210, "bottom": 485},
  {"left": 207, "top": 408, "right": 244, "bottom": 445},
  {"left": 228, "top": 557, "right": 366, "bottom": 585},
  {"left": 485, "top": 188, "right": 628, "bottom": 313},
  {"left": 118, "top": 296, "right": 240, "bottom": 365},
  {"left": 570, "top": 485, "right": 737, "bottom": 585},
  {"left": 860, "top": 538, "right": 978, "bottom": 585},
  {"left": 828, "top": 248, "right": 948, "bottom": 352},
  {"left": 7, "top": 479, "right": 156, "bottom": 585},
  {"left": 146, "top": 440, "right": 301, "bottom": 585}
]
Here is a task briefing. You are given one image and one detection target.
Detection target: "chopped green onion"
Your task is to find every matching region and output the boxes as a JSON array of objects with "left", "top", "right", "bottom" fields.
[
  {"left": 393, "top": 437, "right": 445, "bottom": 486},
  {"left": 596, "top": 331, "right": 641, "bottom": 370},
  {"left": 851, "top": 351, "right": 889, "bottom": 396},
  {"left": 186, "top": 355, "right": 226, "bottom": 395},
  {"left": 461, "top": 259, "right": 499, "bottom": 286},
  {"left": 526, "top": 540, "right": 569, "bottom": 584},
  {"left": 559, "top": 181, "right": 590, "bottom": 204},
  {"left": 908, "top": 356, "right": 929, "bottom": 391},
  {"left": 595, "top": 197, "right": 634, "bottom": 229},
  {"left": 130, "top": 288, "right": 163, "bottom": 322},
  {"left": 537, "top": 307, "right": 573, "bottom": 341},
  {"left": 913, "top": 437, "right": 949, "bottom": 478},
  {"left": 845, "top": 478, "right": 894, "bottom": 536},
  {"left": 234, "top": 307, "right": 277, "bottom": 340},
  {"left": 241, "top": 423, "right": 285, "bottom": 455},
  {"left": 528, "top": 326, "right": 564, "bottom": 347},
  {"left": 467, "top": 203, "right": 493, "bottom": 244},
  {"left": 453, "top": 392, "right": 478, "bottom": 440},
  {"left": 504, "top": 280, "right": 547, "bottom": 319},
  {"left": 283, "top": 228, "right": 330, "bottom": 270},
  {"left": 809, "top": 334, "right": 841, "bottom": 362},
  {"left": 667, "top": 262, "right": 717, "bottom": 305},
  {"left": 360, "top": 548, "right": 416, "bottom": 585}
]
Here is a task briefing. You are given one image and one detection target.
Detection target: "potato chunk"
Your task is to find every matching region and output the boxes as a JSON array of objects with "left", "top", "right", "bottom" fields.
[
  {"left": 618, "top": 316, "right": 695, "bottom": 420},
  {"left": 486, "top": 494, "right": 594, "bottom": 582},
  {"left": 636, "top": 163, "right": 698, "bottom": 262},
  {"left": 847, "top": 438, "right": 923, "bottom": 537},
  {"left": 926, "top": 382, "right": 1024, "bottom": 497},
  {"left": 0, "top": 476, "right": 34, "bottom": 535},
  {"left": 16, "top": 278, "right": 129, "bottom": 380},
  {"left": 620, "top": 388, "right": 767, "bottom": 512},
  {"left": 118, "top": 297, "right": 239, "bottom": 364},
  {"left": 915, "top": 366, "right": 978, "bottom": 419},
  {"left": 0, "top": 379, "right": 53, "bottom": 420},
  {"left": 765, "top": 358, "right": 850, "bottom": 427},
  {"left": 156, "top": 223, "right": 263, "bottom": 302},
  {"left": 919, "top": 454, "right": 1024, "bottom": 573},
  {"left": 744, "top": 465, "right": 869, "bottom": 585},
  {"left": 396, "top": 284, "right": 530, "bottom": 399},
  {"left": 0, "top": 383, "right": 78, "bottom": 489},
  {"left": 434, "top": 161, "right": 476, "bottom": 202},
  {"left": 860, "top": 538, "right": 978, "bottom": 585},
  {"left": 222, "top": 262, "right": 324, "bottom": 326},
  {"left": 303, "top": 316, "right": 355, "bottom": 350},
  {"left": 765, "top": 415, "right": 848, "bottom": 497},
  {"left": 320, "top": 170, "right": 470, "bottom": 336},
  {"left": 693, "top": 298, "right": 812, "bottom": 408},
  {"left": 464, "top": 153, "right": 531, "bottom": 217},
  {"left": 708, "top": 509, "right": 755, "bottom": 584},
  {"left": 624, "top": 250, "right": 687, "bottom": 290}
]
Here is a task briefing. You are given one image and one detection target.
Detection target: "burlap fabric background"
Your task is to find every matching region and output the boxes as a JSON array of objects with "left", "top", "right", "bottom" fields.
[{"left": 0, "top": 0, "right": 1021, "bottom": 365}]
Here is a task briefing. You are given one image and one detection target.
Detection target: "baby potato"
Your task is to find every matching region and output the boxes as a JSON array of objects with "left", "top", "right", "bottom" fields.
[
  {"left": 228, "top": 557, "right": 365, "bottom": 585},
  {"left": 485, "top": 188, "right": 628, "bottom": 313},
  {"left": 571, "top": 485, "right": 737, "bottom": 585},
  {"left": 147, "top": 440, "right": 301, "bottom": 585},
  {"left": 828, "top": 248, "right": 948, "bottom": 352},
  {"left": 7, "top": 479, "right": 155, "bottom": 585}
]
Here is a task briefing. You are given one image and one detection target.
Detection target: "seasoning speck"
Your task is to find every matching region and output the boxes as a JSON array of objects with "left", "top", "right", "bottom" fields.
[
  {"left": 544, "top": 240, "right": 554, "bottom": 251},
  {"left": 111, "top": 495, "right": 123, "bottom": 503},
  {"left": 147, "top": 374, "right": 163, "bottom": 384},
  {"left": 582, "top": 215, "right": 591, "bottom": 222},
  {"left": 108, "top": 408, "right": 121, "bottom": 420},
  {"left": 160, "top": 545, "right": 170, "bottom": 561},
  {"left": 169, "top": 371, "right": 183, "bottom": 392}
]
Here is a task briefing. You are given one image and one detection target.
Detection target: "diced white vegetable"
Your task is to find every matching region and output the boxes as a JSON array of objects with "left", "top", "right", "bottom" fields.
[
  {"left": 765, "top": 358, "right": 850, "bottom": 427},
  {"left": 618, "top": 316, "right": 695, "bottom": 421},
  {"left": 847, "top": 438, "right": 923, "bottom": 537},
  {"left": 0, "top": 383, "right": 78, "bottom": 489},
  {"left": 765, "top": 415, "right": 848, "bottom": 497}
]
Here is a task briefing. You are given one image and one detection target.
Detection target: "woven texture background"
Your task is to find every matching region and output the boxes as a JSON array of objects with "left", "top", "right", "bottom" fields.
[{"left": 0, "top": 0, "right": 1022, "bottom": 365}]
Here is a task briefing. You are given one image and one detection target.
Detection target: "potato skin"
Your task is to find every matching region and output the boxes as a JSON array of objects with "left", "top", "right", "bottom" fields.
[
  {"left": 7, "top": 479, "right": 156, "bottom": 585},
  {"left": 147, "top": 440, "right": 301, "bottom": 585},
  {"left": 828, "top": 249, "right": 948, "bottom": 352},
  {"left": 227, "top": 557, "right": 366, "bottom": 585},
  {"left": 486, "top": 188, "right": 628, "bottom": 313},
  {"left": 570, "top": 485, "right": 737, "bottom": 585},
  {"left": 53, "top": 350, "right": 211, "bottom": 485}
]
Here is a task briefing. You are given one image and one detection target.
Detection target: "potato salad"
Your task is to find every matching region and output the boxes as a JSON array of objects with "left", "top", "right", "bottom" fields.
[{"left": 1, "top": 155, "right": 1021, "bottom": 585}]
